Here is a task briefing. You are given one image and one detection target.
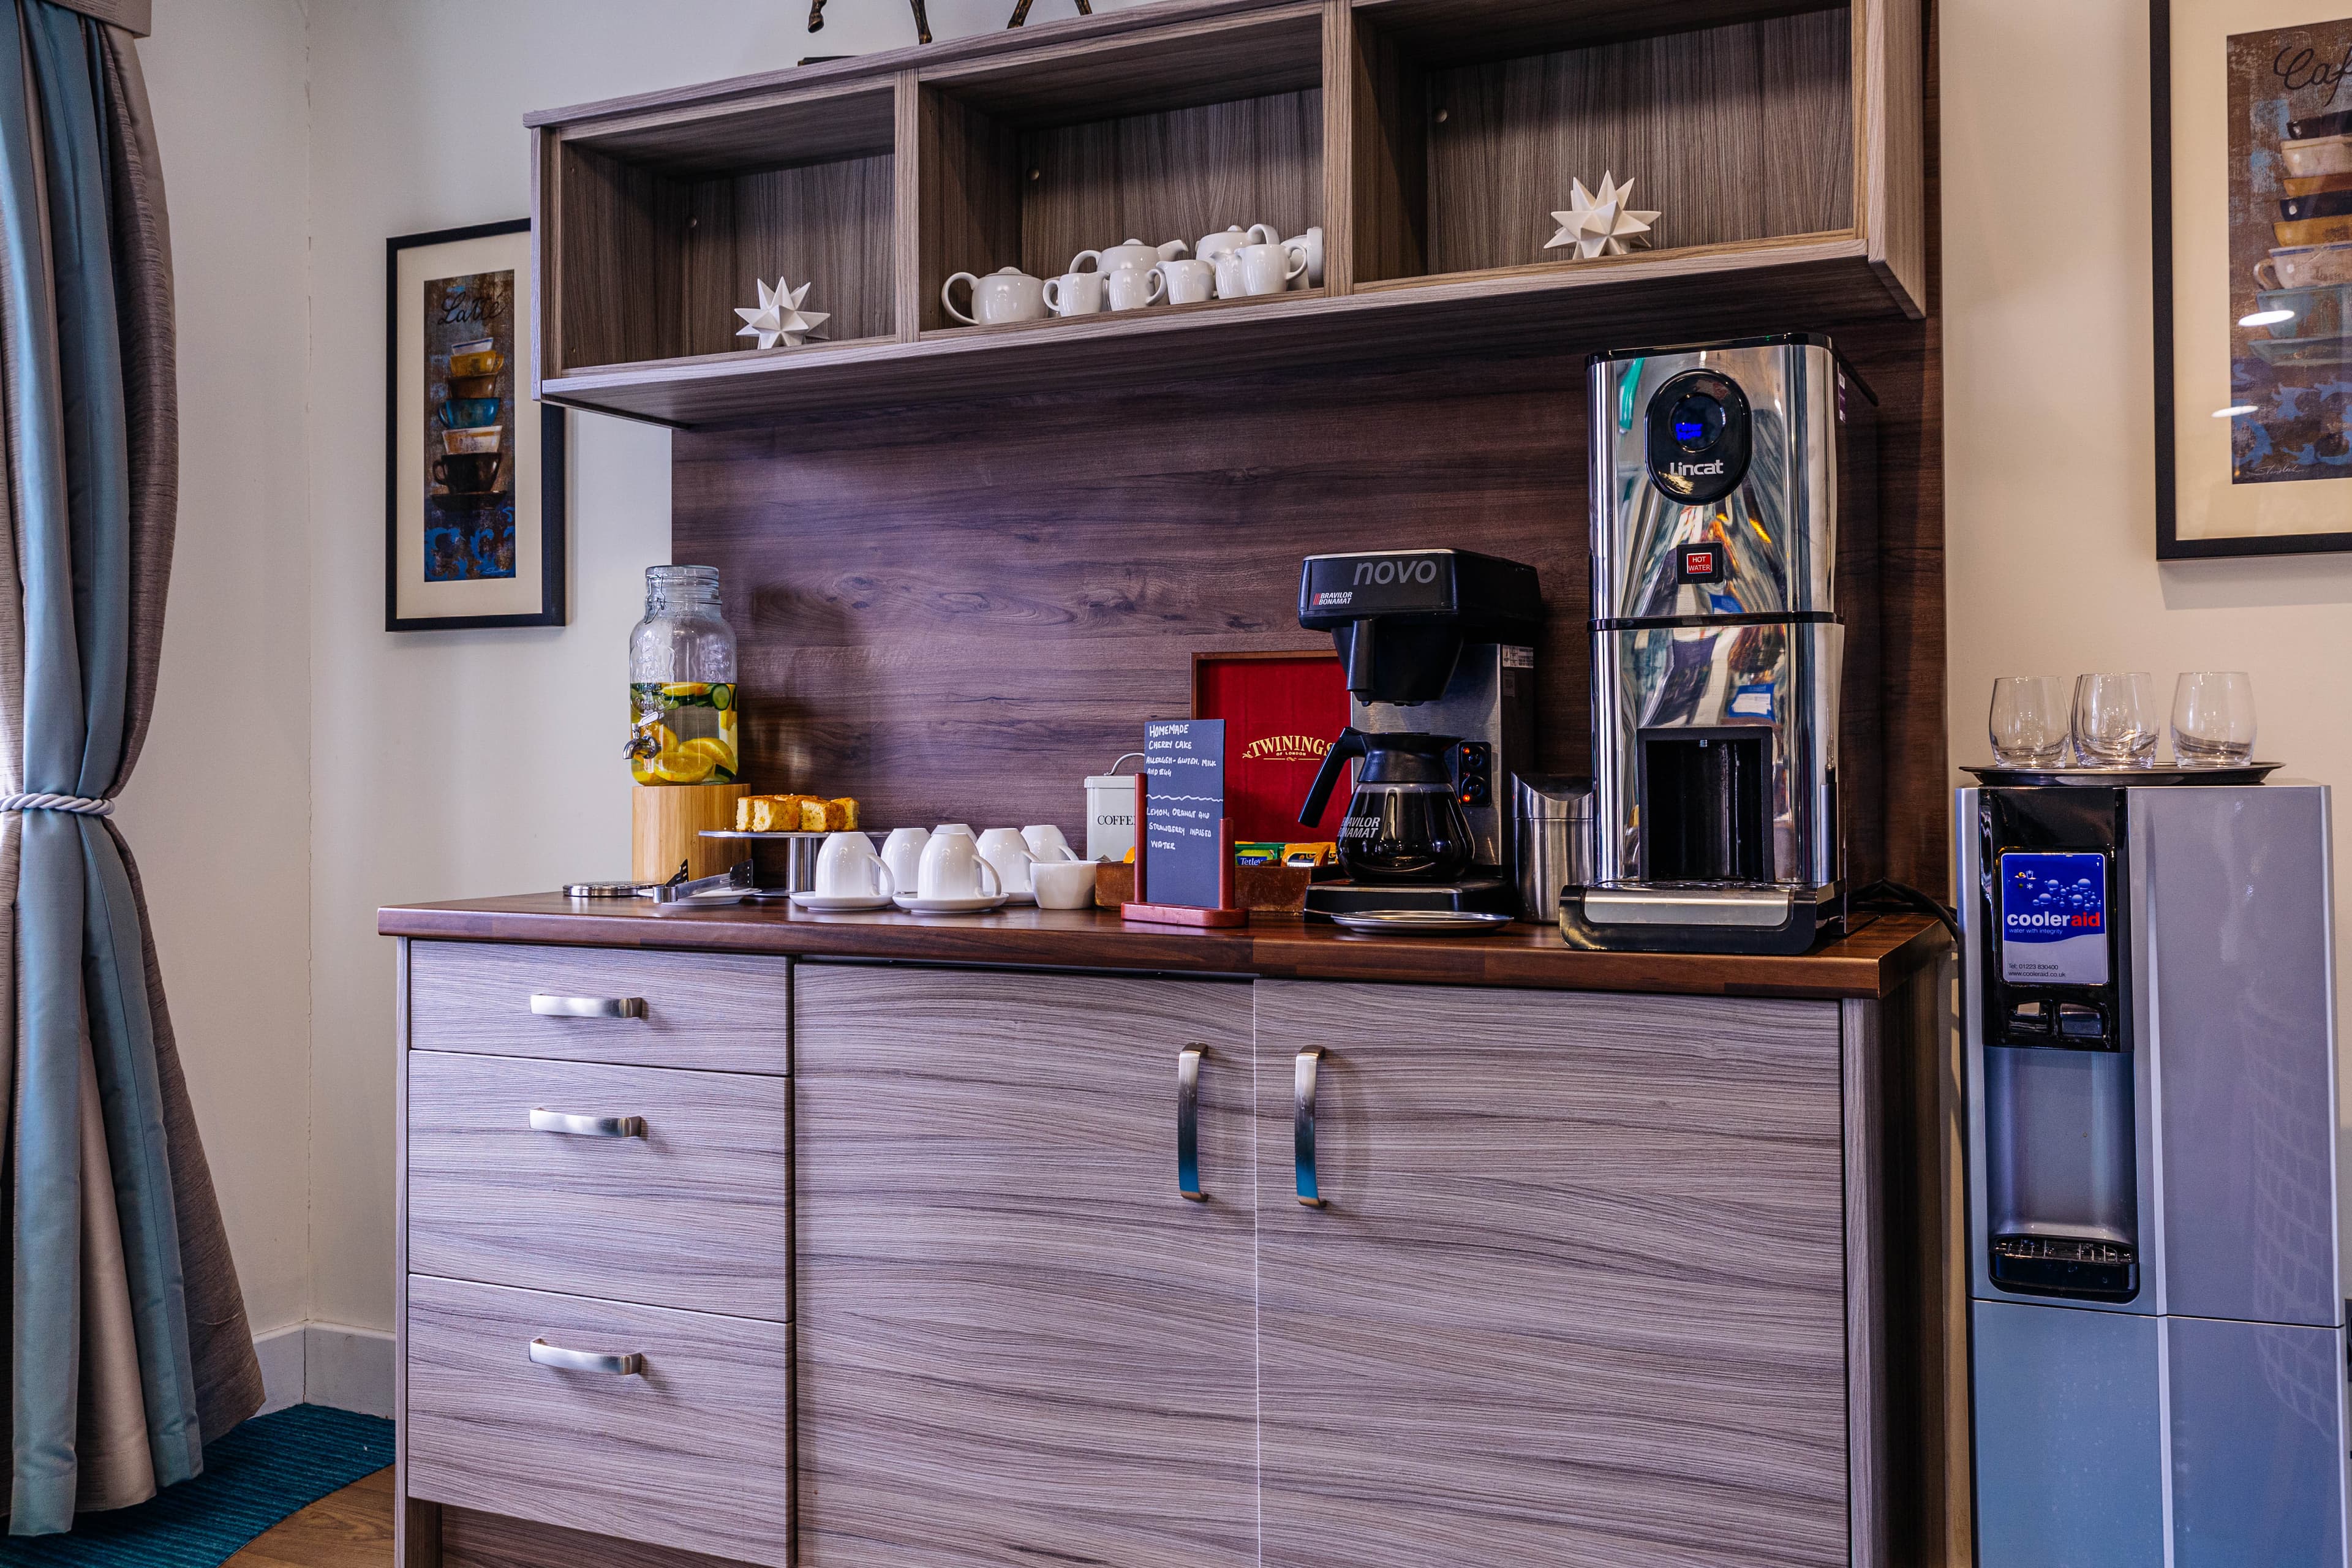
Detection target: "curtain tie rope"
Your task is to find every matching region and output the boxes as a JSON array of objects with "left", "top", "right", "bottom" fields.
[{"left": 0, "top": 792, "right": 113, "bottom": 816}]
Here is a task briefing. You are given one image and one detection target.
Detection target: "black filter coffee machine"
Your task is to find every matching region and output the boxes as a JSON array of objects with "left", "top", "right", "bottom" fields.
[{"left": 1295, "top": 548, "right": 1542, "bottom": 919}]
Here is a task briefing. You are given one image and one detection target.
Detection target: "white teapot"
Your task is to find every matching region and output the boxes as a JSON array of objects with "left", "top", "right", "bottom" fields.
[
  {"left": 942, "top": 265, "right": 1048, "bottom": 326},
  {"left": 1074, "top": 238, "right": 1187, "bottom": 275}
]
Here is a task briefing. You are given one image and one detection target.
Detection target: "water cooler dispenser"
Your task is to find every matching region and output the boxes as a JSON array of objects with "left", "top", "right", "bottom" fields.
[{"left": 1961, "top": 783, "right": 2348, "bottom": 1564}]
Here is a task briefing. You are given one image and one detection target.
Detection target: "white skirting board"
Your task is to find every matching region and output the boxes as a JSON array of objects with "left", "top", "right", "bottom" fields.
[{"left": 253, "top": 1321, "right": 395, "bottom": 1419}]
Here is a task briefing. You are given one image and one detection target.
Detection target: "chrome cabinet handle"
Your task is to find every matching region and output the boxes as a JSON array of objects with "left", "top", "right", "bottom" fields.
[
  {"left": 1177, "top": 1046, "right": 1206, "bottom": 1201},
  {"left": 1294, "top": 1047, "right": 1325, "bottom": 1207},
  {"left": 528, "top": 1338, "right": 642, "bottom": 1376},
  {"left": 529, "top": 1107, "right": 645, "bottom": 1139},
  {"left": 530, "top": 993, "right": 644, "bottom": 1019}
]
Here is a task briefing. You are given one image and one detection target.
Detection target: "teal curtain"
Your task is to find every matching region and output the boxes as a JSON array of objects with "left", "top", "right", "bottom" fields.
[{"left": 0, "top": 0, "right": 261, "bottom": 1535}]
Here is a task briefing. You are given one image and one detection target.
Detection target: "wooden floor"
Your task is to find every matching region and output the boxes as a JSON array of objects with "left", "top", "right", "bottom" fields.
[{"left": 224, "top": 1467, "right": 393, "bottom": 1567}]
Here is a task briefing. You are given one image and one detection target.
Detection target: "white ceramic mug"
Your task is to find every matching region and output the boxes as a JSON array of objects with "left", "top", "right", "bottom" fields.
[
  {"left": 1042, "top": 270, "right": 1105, "bottom": 317},
  {"left": 1233, "top": 241, "right": 1308, "bottom": 297},
  {"left": 815, "top": 832, "right": 892, "bottom": 899},
  {"left": 1283, "top": 225, "right": 1324, "bottom": 288},
  {"left": 976, "top": 827, "right": 1038, "bottom": 897},
  {"left": 880, "top": 827, "right": 932, "bottom": 894},
  {"left": 1022, "top": 824, "right": 1078, "bottom": 863},
  {"left": 2256, "top": 242, "right": 2352, "bottom": 290},
  {"left": 1198, "top": 223, "right": 1278, "bottom": 263},
  {"left": 1082, "top": 238, "right": 1186, "bottom": 275},
  {"left": 941, "top": 266, "right": 1047, "bottom": 326},
  {"left": 1155, "top": 258, "right": 1215, "bottom": 304},
  {"left": 1106, "top": 265, "right": 1165, "bottom": 311},
  {"left": 1031, "top": 858, "right": 1097, "bottom": 910},
  {"left": 918, "top": 831, "right": 1003, "bottom": 900}
]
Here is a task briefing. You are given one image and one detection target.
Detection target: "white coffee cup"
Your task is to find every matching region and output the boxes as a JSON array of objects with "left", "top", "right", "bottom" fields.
[
  {"left": 1022, "top": 824, "right": 1078, "bottom": 863},
  {"left": 976, "top": 827, "right": 1038, "bottom": 896},
  {"left": 1031, "top": 858, "right": 1097, "bottom": 910},
  {"left": 941, "top": 266, "right": 1047, "bottom": 326},
  {"left": 880, "top": 826, "right": 932, "bottom": 894},
  {"left": 1283, "top": 225, "right": 1324, "bottom": 288},
  {"left": 918, "top": 831, "right": 1003, "bottom": 900},
  {"left": 1105, "top": 264, "right": 1165, "bottom": 311},
  {"left": 1231, "top": 241, "right": 1308, "bottom": 297},
  {"left": 1155, "top": 258, "right": 1216, "bottom": 304},
  {"left": 1043, "top": 270, "right": 1105, "bottom": 317},
  {"left": 934, "top": 823, "right": 974, "bottom": 838},
  {"left": 815, "top": 832, "right": 892, "bottom": 899},
  {"left": 1198, "top": 223, "right": 1278, "bottom": 262}
]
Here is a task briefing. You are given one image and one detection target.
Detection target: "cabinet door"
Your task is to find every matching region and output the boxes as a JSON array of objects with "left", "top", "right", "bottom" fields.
[
  {"left": 794, "top": 965, "right": 1257, "bottom": 1568},
  {"left": 1255, "top": 979, "right": 1852, "bottom": 1568}
]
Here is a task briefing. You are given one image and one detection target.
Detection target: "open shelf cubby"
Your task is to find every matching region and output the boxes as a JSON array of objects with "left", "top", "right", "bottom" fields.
[
  {"left": 1346, "top": 0, "right": 1855, "bottom": 288},
  {"left": 526, "top": 0, "right": 1918, "bottom": 428},
  {"left": 916, "top": 5, "right": 1327, "bottom": 334},
  {"left": 540, "top": 79, "right": 900, "bottom": 378}
]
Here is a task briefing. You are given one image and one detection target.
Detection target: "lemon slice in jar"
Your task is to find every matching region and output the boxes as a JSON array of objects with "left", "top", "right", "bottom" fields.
[
  {"left": 647, "top": 746, "right": 717, "bottom": 785},
  {"left": 678, "top": 735, "right": 736, "bottom": 775}
]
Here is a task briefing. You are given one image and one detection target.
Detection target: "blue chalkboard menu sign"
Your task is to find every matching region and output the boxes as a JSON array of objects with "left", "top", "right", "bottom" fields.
[{"left": 1142, "top": 718, "right": 1226, "bottom": 910}]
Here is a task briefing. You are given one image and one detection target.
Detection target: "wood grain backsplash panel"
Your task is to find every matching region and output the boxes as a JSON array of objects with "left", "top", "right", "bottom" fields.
[
  {"left": 1425, "top": 9, "right": 1854, "bottom": 276},
  {"left": 676, "top": 324, "right": 1942, "bottom": 887},
  {"left": 675, "top": 360, "right": 1586, "bottom": 839}
]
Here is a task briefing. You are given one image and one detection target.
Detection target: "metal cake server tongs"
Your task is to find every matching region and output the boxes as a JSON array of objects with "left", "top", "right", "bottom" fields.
[{"left": 648, "top": 860, "right": 756, "bottom": 911}]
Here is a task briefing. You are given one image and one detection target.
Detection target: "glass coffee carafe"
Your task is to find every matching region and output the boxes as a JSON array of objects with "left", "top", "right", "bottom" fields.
[
  {"left": 1298, "top": 727, "right": 1475, "bottom": 884},
  {"left": 627, "top": 565, "right": 739, "bottom": 785}
]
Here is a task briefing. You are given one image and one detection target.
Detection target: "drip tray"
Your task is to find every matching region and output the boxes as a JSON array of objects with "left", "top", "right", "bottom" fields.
[{"left": 1989, "top": 1232, "right": 2139, "bottom": 1302}]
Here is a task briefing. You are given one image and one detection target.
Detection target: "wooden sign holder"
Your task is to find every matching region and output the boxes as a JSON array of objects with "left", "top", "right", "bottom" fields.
[{"left": 1121, "top": 772, "right": 1248, "bottom": 929}]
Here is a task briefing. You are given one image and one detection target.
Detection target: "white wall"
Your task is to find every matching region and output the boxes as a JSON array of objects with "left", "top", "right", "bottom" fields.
[
  {"left": 1943, "top": 2, "right": 2352, "bottom": 1223},
  {"left": 137, "top": 0, "right": 1155, "bottom": 1340},
  {"left": 122, "top": 0, "right": 313, "bottom": 1336}
]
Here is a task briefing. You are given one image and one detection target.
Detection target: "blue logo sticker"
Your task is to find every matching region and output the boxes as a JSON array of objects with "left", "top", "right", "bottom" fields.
[{"left": 1999, "top": 851, "right": 2108, "bottom": 986}]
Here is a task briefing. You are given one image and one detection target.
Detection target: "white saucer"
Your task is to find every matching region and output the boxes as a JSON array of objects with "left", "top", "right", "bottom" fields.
[
  {"left": 893, "top": 892, "right": 1009, "bottom": 915},
  {"left": 788, "top": 892, "right": 896, "bottom": 912}
]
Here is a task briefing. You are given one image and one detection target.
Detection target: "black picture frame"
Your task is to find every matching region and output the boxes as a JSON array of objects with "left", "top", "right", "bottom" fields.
[
  {"left": 385, "top": 219, "right": 567, "bottom": 629},
  {"left": 2152, "top": 0, "right": 2352, "bottom": 560}
]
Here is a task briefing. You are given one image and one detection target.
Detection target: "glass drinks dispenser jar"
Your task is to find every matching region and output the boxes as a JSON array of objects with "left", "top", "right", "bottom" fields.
[{"left": 627, "top": 565, "right": 739, "bottom": 785}]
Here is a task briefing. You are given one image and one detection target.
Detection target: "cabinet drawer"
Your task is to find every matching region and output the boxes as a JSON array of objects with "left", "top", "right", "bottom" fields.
[
  {"left": 408, "top": 941, "right": 788, "bottom": 1072},
  {"left": 408, "top": 1050, "right": 790, "bottom": 1321},
  {"left": 405, "top": 1276, "right": 793, "bottom": 1568}
]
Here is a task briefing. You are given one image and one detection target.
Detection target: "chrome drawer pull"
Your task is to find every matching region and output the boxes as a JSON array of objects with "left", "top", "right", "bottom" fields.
[
  {"left": 530, "top": 993, "right": 644, "bottom": 1019},
  {"left": 529, "top": 1107, "right": 645, "bottom": 1139},
  {"left": 1177, "top": 1046, "right": 1206, "bottom": 1201},
  {"left": 529, "top": 1338, "right": 642, "bottom": 1376},
  {"left": 1294, "top": 1046, "right": 1325, "bottom": 1207}
]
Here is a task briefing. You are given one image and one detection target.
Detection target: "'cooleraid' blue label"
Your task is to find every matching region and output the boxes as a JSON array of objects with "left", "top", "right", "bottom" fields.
[{"left": 1999, "top": 851, "right": 2108, "bottom": 986}]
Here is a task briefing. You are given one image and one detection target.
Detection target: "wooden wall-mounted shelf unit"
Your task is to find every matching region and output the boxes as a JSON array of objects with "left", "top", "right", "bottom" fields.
[{"left": 529, "top": 0, "right": 1922, "bottom": 429}]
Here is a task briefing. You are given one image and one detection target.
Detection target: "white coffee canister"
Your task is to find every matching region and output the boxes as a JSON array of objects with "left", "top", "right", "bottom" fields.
[{"left": 1085, "top": 752, "right": 1145, "bottom": 862}]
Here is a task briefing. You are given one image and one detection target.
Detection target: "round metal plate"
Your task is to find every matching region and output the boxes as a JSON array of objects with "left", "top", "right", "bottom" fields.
[
  {"left": 564, "top": 881, "right": 652, "bottom": 899},
  {"left": 1963, "top": 763, "right": 2281, "bottom": 787},
  {"left": 1327, "top": 910, "right": 1517, "bottom": 937}
]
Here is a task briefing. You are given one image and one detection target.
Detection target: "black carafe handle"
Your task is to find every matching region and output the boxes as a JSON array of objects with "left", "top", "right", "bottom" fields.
[{"left": 1298, "top": 726, "right": 1368, "bottom": 828}]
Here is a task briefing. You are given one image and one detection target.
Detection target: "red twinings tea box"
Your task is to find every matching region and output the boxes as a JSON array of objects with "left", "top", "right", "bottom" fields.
[{"left": 1193, "top": 652, "right": 1351, "bottom": 843}]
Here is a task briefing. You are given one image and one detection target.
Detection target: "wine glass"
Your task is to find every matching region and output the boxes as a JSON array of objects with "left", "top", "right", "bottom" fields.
[
  {"left": 2071, "top": 673, "right": 2158, "bottom": 766},
  {"left": 2171, "top": 672, "right": 2256, "bottom": 766},
  {"left": 1988, "top": 676, "right": 2068, "bottom": 766}
]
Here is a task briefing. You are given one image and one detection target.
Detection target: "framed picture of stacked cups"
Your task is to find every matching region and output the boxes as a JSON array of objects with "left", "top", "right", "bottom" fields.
[
  {"left": 2155, "top": 1, "right": 2352, "bottom": 557},
  {"left": 386, "top": 219, "right": 567, "bottom": 628}
]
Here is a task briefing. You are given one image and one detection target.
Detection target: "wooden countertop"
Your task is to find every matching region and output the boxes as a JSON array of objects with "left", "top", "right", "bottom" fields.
[{"left": 379, "top": 895, "right": 1948, "bottom": 1001}]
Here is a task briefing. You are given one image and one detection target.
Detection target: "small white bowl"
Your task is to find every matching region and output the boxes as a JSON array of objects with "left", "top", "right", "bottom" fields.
[{"left": 1031, "top": 858, "right": 1098, "bottom": 910}]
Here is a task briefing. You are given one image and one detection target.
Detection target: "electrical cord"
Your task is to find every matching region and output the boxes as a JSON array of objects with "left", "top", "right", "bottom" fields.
[{"left": 1849, "top": 878, "right": 1960, "bottom": 943}]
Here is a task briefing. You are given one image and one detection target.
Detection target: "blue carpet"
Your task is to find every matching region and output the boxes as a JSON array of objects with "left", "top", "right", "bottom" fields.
[{"left": 1, "top": 1405, "right": 395, "bottom": 1566}]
